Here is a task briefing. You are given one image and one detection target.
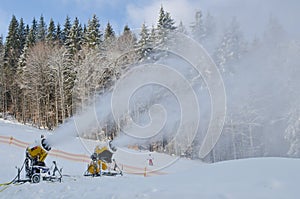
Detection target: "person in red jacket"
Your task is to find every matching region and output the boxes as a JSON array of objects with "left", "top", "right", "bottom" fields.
[{"left": 147, "top": 154, "right": 154, "bottom": 166}]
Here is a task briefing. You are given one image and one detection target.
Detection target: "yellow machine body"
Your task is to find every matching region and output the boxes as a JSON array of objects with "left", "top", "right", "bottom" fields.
[
  {"left": 86, "top": 145, "right": 114, "bottom": 175},
  {"left": 87, "top": 160, "right": 108, "bottom": 175},
  {"left": 84, "top": 142, "right": 122, "bottom": 176},
  {"left": 94, "top": 145, "right": 108, "bottom": 154},
  {"left": 27, "top": 145, "right": 48, "bottom": 162}
]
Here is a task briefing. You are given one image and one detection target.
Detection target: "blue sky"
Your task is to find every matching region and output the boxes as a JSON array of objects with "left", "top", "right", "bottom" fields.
[
  {"left": 1, "top": 0, "right": 299, "bottom": 39},
  {"left": 0, "top": 0, "right": 138, "bottom": 36}
]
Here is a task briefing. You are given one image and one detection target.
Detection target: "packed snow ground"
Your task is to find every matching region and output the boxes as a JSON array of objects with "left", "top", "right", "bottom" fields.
[{"left": 0, "top": 119, "right": 300, "bottom": 199}]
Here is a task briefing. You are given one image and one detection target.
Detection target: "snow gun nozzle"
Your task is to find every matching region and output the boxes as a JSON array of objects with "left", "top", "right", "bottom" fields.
[
  {"left": 108, "top": 140, "right": 117, "bottom": 152},
  {"left": 41, "top": 138, "right": 52, "bottom": 151}
]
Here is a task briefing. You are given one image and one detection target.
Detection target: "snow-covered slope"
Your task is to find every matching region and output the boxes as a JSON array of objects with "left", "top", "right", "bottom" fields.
[{"left": 0, "top": 119, "right": 300, "bottom": 199}]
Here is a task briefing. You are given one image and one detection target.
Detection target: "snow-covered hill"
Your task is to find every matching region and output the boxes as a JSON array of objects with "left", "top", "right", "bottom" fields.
[{"left": 0, "top": 119, "right": 299, "bottom": 199}]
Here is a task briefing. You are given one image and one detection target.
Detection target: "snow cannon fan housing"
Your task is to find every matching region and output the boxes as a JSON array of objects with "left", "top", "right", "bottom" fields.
[
  {"left": 90, "top": 141, "right": 116, "bottom": 164},
  {"left": 41, "top": 138, "right": 51, "bottom": 151}
]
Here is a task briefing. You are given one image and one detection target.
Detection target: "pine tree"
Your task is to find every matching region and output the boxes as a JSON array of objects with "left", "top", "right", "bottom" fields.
[
  {"left": 19, "top": 19, "right": 37, "bottom": 73},
  {"left": 18, "top": 18, "right": 27, "bottom": 53},
  {"left": 214, "top": 17, "right": 246, "bottom": 73},
  {"left": 25, "top": 24, "right": 30, "bottom": 36},
  {"left": 62, "top": 18, "right": 83, "bottom": 114},
  {"left": 156, "top": 5, "right": 176, "bottom": 46},
  {"left": 0, "top": 35, "right": 3, "bottom": 60},
  {"left": 0, "top": 35, "right": 4, "bottom": 116},
  {"left": 117, "top": 24, "right": 136, "bottom": 52},
  {"left": 4, "top": 15, "right": 21, "bottom": 71},
  {"left": 83, "top": 24, "right": 87, "bottom": 35},
  {"left": 158, "top": 6, "right": 166, "bottom": 29},
  {"left": 123, "top": 25, "right": 130, "bottom": 34},
  {"left": 56, "top": 23, "right": 63, "bottom": 44},
  {"left": 190, "top": 11, "right": 206, "bottom": 41},
  {"left": 26, "top": 18, "right": 37, "bottom": 47},
  {"left": 177, "top": 21, "right": 187, "bottom": 34},
  {"left": 149, "top": 25, "right": 156, "bottom": 47},
  {"left": 0, "top": 35, "right": 3, "bottom": 57},
  {"left": 15, "top": 15, "right": 27, "bottom": 121},
  {"left": 37, "top": 15, "right": 47, "bottom": 42},
  {"left": 46, "top": 18, "right": 56, "bottom": 44},
  {"left": 104, "top": 21, "right": 115, "bottom": 41},
  {"left": 157, "top": 6, "right": 176, "bottom": 31},
  {"left": 65, "top": 17, "right": 83, "bottom": 57},
  {"left": 84, "top": 14, "right": 102, "bottom": 49},
  {"left": 18, "top": 44, "right": 28, "bottom": 69},
  {"left": 62, "top": 16, "right": 71, "bottom": 44},
  {"left": 162, "top": 12, "right": 176, "bottom": 30},
  {"left": 3, "top": 15, "right": 23, "bottom": 118},
  {"left": 135, "top": 23, "right": 151, "bottom": 59}
]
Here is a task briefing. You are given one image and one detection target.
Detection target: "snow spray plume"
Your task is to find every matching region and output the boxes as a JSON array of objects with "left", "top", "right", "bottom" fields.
[
  {"left": 46, "top": 92, "right": 113, "bottom": 148},
  {"left": 110, "top": 32, "right": 226, "bottom": 160},
  {"left": 47, "top": 31, "right": 226, "bottom": 164}
]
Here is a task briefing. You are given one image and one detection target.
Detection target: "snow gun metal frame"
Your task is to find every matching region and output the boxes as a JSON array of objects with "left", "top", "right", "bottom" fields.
[
  {"left": 15, "top": 160, "right": 62, "bottom": 184},
  {"left": 14, "top": 138, "right": 62, "bottom": 184}
]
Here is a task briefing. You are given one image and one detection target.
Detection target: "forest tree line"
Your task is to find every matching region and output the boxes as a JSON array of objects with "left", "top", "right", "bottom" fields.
[{"left": 0, "top": 6, "right": 177, "bottom": 129}]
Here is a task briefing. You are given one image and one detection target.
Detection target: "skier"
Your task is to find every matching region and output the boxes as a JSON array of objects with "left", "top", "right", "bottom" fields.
[{"left": 147, "top": 154, "right": 154, "bottom": 166}]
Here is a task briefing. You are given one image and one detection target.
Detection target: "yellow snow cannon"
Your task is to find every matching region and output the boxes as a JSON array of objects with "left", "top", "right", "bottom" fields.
[
  {"left": 87, "top": 145, "right": 109, "bottom": 174},
  {"left": 26, "top": 136, "right": 52, "bottom": 164},
  {"left": 14, "top": 135, "right": 62, "bottom": 184},
  {"left": 84, "top": 141, "right": 122, "bottom": 177}
]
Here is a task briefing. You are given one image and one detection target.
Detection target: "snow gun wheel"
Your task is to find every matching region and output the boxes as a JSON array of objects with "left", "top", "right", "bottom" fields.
[{"left": 31, "top": 173, "right": 41, "bottom": 183}]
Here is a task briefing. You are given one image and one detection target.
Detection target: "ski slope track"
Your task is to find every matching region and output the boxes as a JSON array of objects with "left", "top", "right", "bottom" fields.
[{"left": 0, "top": 119, "right": 299, "bottom": 199}]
